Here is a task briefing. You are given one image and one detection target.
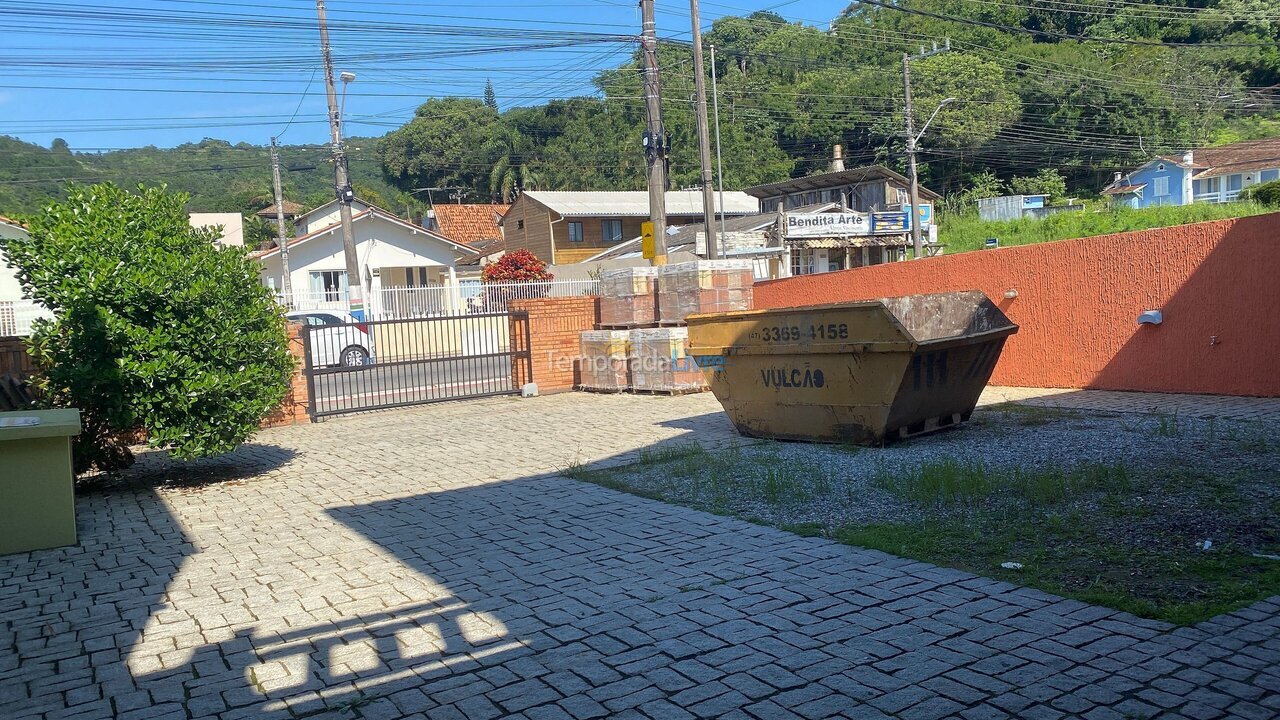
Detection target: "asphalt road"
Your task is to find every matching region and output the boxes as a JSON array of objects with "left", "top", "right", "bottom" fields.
[{"left": 310, "top": 355, "right": 515, "bottom": 415}]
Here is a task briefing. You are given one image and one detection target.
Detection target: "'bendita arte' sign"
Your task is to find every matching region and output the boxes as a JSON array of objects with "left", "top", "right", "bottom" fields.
[{"left": 782, "top": 211, "right": 911, "bottom": 239}]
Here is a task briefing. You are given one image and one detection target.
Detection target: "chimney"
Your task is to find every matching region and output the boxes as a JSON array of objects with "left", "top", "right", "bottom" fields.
[
  {"left": 1113, "top": 172, "right": 1122, "bottom": 183},
  {"left": 831, "top": 144, "right": 845, "bottom": 172},
  {"left": 1182, "top": 150, "right": 1194, "bottom": 165}
]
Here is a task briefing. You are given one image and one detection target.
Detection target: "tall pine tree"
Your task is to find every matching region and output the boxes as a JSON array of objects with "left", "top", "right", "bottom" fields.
[{"left": 483, "top": 80, "right": 497, "bottom": 111}]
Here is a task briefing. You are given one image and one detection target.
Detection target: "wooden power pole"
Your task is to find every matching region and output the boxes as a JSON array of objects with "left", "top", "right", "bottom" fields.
[
  {"left": 269, "top": 137, "right": 294, "bottom": 305},
  {"left": 903, "top": 39, "right": 949, "bottom": 260},
  {"left": 316, "top": 0, "right": 365, "bottom": 316},
  {"left": 688, "top": 0, "right": 719, "bottom": 259},
  {"left": 902, "top": 52, "right": 923, "bottom": 260},
  {"left": 640, "top": 0, "right": 669, "bottom": 265}
]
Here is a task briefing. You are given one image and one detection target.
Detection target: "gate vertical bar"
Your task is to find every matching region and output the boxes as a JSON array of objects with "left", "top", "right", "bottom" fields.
[
  {"left": 521, "top": 310, "right": 533, "bottom": 390},
  {"left": 302, "top": 324, "right": 318, "bottom": 422}
]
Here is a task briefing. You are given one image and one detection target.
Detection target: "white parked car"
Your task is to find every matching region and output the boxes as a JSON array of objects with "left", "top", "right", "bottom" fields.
[{"left": 285, "top": 311, "right": 375, "bottom": 367}]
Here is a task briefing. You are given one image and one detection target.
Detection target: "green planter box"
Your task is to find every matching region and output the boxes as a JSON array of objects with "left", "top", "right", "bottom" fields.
[{"left": 0, "top": 409, "right": 81, "bottom": 555}]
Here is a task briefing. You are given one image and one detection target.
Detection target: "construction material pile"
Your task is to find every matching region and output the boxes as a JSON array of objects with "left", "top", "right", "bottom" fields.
[
  {"left": 598, "top": 267, "right": 658, "bottom": 327},
  {"left": 629, "top": 327, "right": 707, "bottom": 394},
  {"left": 578, "top": 330, "right": 631, "bottom": 392},
  {"left": 657, "top": 260, "right": 755, "bottom": 325},
  {"left": 579, "top": 261, "right": 753, "bottom": 394}
]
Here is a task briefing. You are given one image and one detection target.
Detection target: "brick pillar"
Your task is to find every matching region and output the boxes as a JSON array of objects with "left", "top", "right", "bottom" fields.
[
  {"left": 262, "top": 322, "right": 311, "bottom": 427},
  {"left": 509, "top": 296, "right": 600, "bottom": 394}
]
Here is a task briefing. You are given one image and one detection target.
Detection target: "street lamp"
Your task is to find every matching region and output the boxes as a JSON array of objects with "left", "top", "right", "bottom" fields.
[
  {"left": 339, "top": 71, "right": 355, "bottom": 135},
  {"left": 905, "top": 96, "right": 957, "bottom": 259},
  {"left": 914, "top": 97, "right": 957, "bottom": 144}
]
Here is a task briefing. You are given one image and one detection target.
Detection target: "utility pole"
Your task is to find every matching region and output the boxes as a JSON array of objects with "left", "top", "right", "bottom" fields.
[
  {"left": 903, "top": 39, "right": 949, "bottom": 260},
  {"left": 640, "top": 0, "right": 669, "bottom": 265},
  {"left": 270, "top": 137, "right": 293, "bottom": 305},
  {"left": 316, "top": 0, "right": 364, "bottom": 317},
  {"left": 710, "top": 44, "right": 727, "bottom": 252},
  {"left": 688, "top": 0, "right": 719, "bottom": 259}
]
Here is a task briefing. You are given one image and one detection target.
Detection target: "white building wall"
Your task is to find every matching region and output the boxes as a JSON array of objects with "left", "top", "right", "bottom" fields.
[
  {"left": 294, "top": 200, "right": 371, "bottom": 236},
  {"left": 0, "top": 222, "right": 29, "bottom": 303},
  {"left": 189, "top": 212, "right": 245, "bottom": 247}
]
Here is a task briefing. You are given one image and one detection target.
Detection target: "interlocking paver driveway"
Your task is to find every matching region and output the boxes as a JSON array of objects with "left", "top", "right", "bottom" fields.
[{"left": 2, "top": 392, "right": 1278, "bottom": 720}]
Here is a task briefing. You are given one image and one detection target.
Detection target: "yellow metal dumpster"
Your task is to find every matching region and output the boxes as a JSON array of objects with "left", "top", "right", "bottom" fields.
[{"left": 686, "top": 291, "right": 1018, "bottom": 445}]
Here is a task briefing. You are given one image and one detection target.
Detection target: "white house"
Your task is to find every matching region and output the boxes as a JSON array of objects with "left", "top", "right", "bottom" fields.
[{"left": 252, "top": 201, "right": 478, "bottom": 312}]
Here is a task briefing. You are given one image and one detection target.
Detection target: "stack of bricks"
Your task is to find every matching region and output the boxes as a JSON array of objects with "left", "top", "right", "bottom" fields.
[
  {"left": 578, "top": 330, "right": 631, "bottom": 392},
  {"left": 598, "top": 267, "right": 658, "bottom": 327},
  {"left": 629, "top": 327, "right": 708, "bottom": 394},
  {"left": 261, "top": 322, "right": 311, "bottom": 427},
  {"left": 657, "top": 260, "right": 755, "bottom": 325},
  {"left": 509, "top": 296, "right": 600, "bottom": 394}
]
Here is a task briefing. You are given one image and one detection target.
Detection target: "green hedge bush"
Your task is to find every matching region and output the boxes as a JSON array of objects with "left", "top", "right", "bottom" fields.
[{"left": 0, "top": 183, "right": 294, "bottom": 473}]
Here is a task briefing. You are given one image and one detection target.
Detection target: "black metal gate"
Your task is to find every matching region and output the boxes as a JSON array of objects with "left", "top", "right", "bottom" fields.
[{"left": 302, "top": 311, "right": 532, "bottom": 420}]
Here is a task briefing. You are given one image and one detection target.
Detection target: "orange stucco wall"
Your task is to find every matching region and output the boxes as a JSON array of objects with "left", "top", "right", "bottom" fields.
[{"left": 754, "top": 213, "right": 1280, "bottom": 397}]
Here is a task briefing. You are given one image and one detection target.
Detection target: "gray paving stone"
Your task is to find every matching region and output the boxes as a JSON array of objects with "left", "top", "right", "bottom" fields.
[{"left": 1, "top": 391, "right": 1277, "bottom": 720}]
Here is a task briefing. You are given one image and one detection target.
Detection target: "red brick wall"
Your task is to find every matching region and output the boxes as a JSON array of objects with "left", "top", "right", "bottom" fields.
[
  {"left": 509, "top": 296, "right": 600, "bottom": 394},
  {"left": 262, "top": 322, "right": 310, "bottom": 427},
  {"left": 3, "top": 326, "right": 312, "bottom": 423},
  {"left": 754, "top": 213, "right": 1280, "bottom": 397}
]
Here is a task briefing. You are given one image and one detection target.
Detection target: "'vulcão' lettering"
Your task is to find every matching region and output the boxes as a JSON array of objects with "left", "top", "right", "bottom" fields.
[{"left": 760, "top": 367, "right": 825, "bottom": 389}]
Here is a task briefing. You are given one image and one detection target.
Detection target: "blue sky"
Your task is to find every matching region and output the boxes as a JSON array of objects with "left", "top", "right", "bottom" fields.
[{"left": 0, "top": 0, "right": 850, "bottom": 151}]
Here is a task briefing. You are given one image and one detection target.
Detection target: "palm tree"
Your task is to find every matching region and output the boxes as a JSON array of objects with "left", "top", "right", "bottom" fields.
[{"left": 484, "top": 123, "right": 539, "bottom": 203}]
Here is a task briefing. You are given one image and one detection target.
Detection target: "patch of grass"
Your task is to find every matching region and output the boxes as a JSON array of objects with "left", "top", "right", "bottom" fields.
[
  {"left": 939, "top": 201, "right": 1277, "bottom": 254},
  {"left": 835, "top": 516, "right": 1280, "bottom": 625},
  {"left": 993, "top": 403, "right": 1082, "bottom": 427},
  {"left": 873, "top": 459, "right": 1130, "bottom": 508}
]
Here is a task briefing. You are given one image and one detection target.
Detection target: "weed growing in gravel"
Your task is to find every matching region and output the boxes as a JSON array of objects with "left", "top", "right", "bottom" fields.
[
  {"left": 1154, "top": 411, "right": 1182, "bottom": 437},
  {"left": 994, "top": 404, "right": 1082, "bottom": 426},
  {"left": 872, "top": 458, "right": 991, "bottom": 506},
  {"left": 559, "top": 459, "right": 590, "bottom": 481},
  {"left": 874, "top": 459, "right": 1131, "bottom": 508},
  {"left": 1236, "top": 421, "right": 1274, "bottom": 453}
]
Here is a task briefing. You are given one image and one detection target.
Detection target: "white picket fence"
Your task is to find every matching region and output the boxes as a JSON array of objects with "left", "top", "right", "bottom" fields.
[
  {"left": 0, "top": 300, "right": 54, "bottom": 337},
  {"left": 281, "top": 279, "right": 600, "bottom": 319}
]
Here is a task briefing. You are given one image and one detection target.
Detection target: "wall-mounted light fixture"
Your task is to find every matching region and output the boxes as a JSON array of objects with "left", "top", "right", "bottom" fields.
[
  {"left": 1138, "top": 310, "right": 1163, "bottom": 326},
  {"left": 1003, "top": 289, "right": 1018, "bottom": 299}
]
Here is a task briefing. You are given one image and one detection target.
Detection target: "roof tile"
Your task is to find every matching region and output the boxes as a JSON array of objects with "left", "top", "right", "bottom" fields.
[{"left": 431, "top": 204, "right": 508, "bottom": 246}]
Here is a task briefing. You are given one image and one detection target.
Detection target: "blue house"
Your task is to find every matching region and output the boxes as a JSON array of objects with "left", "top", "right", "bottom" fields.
[{"left": 1102, "top": 138, "right": 1280, "bottom": 207}]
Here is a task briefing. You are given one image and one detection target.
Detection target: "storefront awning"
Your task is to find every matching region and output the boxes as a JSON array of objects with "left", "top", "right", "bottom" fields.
[{"left": 787, "top": 236, "right": 910, "bottom": 249}]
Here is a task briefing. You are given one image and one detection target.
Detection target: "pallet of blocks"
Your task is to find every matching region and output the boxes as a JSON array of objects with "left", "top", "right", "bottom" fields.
[
  {"left": 578, "top": 330, "right": 631, "bottom": 392},
  {"left": 629, "top": 327, "right": 708, "bottom": 395},
  {"left": 657, "top": 259, "right": 755, "bottom": 325},
  {"left": 598, "top": 267, "right": 658, "bottom": 327}
]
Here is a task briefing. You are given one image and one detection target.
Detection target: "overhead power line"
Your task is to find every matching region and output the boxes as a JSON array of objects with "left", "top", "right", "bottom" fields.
[{"left": 849, "top": 0, "right": 1280, "bottom": 48}]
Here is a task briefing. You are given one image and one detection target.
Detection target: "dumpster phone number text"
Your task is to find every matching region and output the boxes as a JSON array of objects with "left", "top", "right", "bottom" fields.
[{"left": 752, "top": 323, "right": 849, "bottom": 343}]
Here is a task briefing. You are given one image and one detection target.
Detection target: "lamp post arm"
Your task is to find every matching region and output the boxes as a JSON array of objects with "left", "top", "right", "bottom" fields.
[{"left": 914, "top": 97, "right": 956, "bottom": 145}]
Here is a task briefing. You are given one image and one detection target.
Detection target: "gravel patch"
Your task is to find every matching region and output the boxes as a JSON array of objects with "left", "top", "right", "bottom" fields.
[
  {"left": 578, "top": 405, "right": 1279, "bottom": 541},
  {"left": 568, "top": 405, "right": 1280, "bottom": 621}
]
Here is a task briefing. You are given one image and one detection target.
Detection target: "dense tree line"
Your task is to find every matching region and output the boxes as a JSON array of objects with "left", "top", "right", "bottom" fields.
[
  {"left": 2, "top": 1, "right": 1277, "bottom": 221},
  {"left": 377, "top": 1, "right": 1280, "bottom": 208}
]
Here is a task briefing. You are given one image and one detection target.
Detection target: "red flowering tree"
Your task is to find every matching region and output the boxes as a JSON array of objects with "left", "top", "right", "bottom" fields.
[
  {"left": 481, "top": 249, "right": 553, "bottom": 283},
  {"left": 479, "top": 249, "right": 554, "bottom": 312}
]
